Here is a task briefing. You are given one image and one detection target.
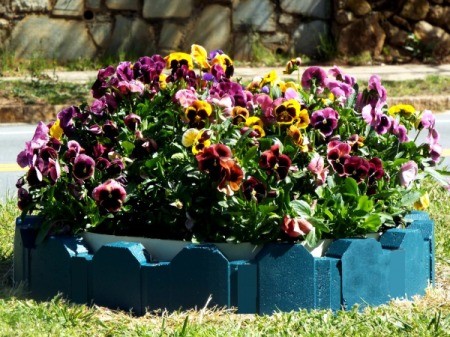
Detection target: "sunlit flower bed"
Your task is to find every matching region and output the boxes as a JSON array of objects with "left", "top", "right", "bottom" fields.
[{"left": 16, "top": 45, "right": 448, "bottom": 247}]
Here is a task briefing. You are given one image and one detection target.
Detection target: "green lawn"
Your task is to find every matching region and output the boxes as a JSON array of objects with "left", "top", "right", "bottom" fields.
[{"left": 0, "top": 179, "right": 448, "bottom": 336}]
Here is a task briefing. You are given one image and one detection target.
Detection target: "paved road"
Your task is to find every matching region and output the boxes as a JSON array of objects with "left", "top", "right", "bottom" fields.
[{"left": 1, "top": 112, "right": 450, "bottom": 201}]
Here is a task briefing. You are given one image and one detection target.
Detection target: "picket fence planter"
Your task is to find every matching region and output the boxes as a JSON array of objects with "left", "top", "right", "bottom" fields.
[{"left": 13, "top": 211, "right": 435, "bottom": 315}]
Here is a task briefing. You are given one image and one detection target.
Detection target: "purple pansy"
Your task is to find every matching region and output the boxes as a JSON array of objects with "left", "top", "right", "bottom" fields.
[
  {"left": 310, "top": 108, "right": 339, "bottom": 137},
  {"left": 17, "top": 122, "right": 49, "bottom": 168},
  {"left": 73, "top": 154, "right": 96, "bottom": 181},
  {"left": 301, "top": 66, "right": 327, "bottom": 91},
  {"left": 92, "top": 179, "right": 127, "bottom": 212}
]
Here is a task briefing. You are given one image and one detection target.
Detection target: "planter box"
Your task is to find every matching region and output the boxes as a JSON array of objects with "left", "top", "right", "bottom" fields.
[{"left": 13, "top": 212, "right": 435, "bottom": 315}]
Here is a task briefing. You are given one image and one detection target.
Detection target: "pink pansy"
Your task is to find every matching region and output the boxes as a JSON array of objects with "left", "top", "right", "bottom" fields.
[
  {"left": 175, "top": 89, "right": 198, "bottom": 108},
  {"left": 391, "top": 118, "right": 409, "bottom": 143},
  {"left": 429, "top": 143, "right": 442, "bottom": 163},
  {"left": 17, "top": 122, "right": 50, "bottom": 168},
  {"left": 282, "top": 216, "right": 313, "bottom": 238},
  {"left": 284, "top": 87, "right": 300, "bottom": 100},
  {"left": 399, "top": 161, "right": 418, "bottom": 187},
  {"left": 307, "top": 154, "right": 328, "bottom": 185},
  {"left": 420, "top": 110, "right": 435, "bottom": 129},
  {"left": 328, "top": 66, "right": 356, "bottom": 87},
  {"left": 426, "top": 128, "right": 440, "bottom": 146}
]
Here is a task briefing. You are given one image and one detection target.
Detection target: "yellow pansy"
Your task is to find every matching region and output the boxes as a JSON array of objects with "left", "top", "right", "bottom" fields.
[
  {"left": 388, "top": 104, "right": 416, "bottom": 117},
  {"left": 260, "top": 70, "right": 279, "bottom": 87},
  {"left": 296, "top": 109, "right": 310, "bottom": 129},
  {"left": 274, "top": 99, "right": 301, "bottom": 124},
  {"left": 49, "top": 119, "right": 64, "bottom": 140},
  {"left": 283, "top": 57, "right": 302, "bottom": 75},
  {"left": 191, "top": 44, "right": 210, "bottom": 70},
  {"left": 245, "top": 116, "right": 266, "bottom": 138},
  {"left": 159, "top": 73, "right": 167, "bottom": 89},
  {"left": 182, "top": 128, "right": 200, "bottom": 147},
  {"left": 185, "top": 100, "right": 213, "bottom": 129},
  {"left": 211, "top": 53, "right": 234, "bottom": 77},
  {"left": 164, "top": 52, "right": 194, "bottom": 70},
  {"left": 288, "top": 124, "right": 309, "bottom": 152},
  {"left": 414, "top": 193, "right": 430, "bottom": 210}
]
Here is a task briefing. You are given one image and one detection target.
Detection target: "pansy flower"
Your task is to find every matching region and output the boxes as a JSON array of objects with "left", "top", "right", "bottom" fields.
[
  {"left": 244, "top": 116, "right": 266, "bottom": 138},
  {"left": 327, "top": 140, "right": 351, "bottom": 176},
  {"left": 388, "top": 104, "right": 416, "bottom": 118},
  {"left": 211, "top": 53, "right": 234, "bottom": 78},
  {"left": 282, "top": 216, "right": 313, "bottom": 238},
  {"left": 185, "top": 100, "right": 213, "bottom": 129},
  {"left": 230, "top": 106, "right": 250, "bottom": 125},
  {"left": 73, "top": 154, "right": 95, "bottom": 181},
  {"left": 259, "top": 144, "right": 291, "bottom": 180},
  {"left": 217, "top": 159, "right": 244, "bottom": 196},
  {"left": 288, "top": 124, "right": 309, "bottom": 152},
  {"left": 310, "top": 108, "right": 339, "bottom": 137},
  {"left": 274, "top": 99, "right": 301, "bottom": 125},
  {"left": 191, "top": 44, "right": 210, "bottom": 70},
  {"left": 343, "top": 156, "right": 370, "bottom": 182},
  {"left": 164, "top": 52, "right": 194, "bottom": 72},
  {"left": 242, "top": 177, "right": 267, "bottom": 202},
  {"left": 301, "top": 66, "right": 327, "bottom": 91},
  {"left": 92, "top": 179, "right": 127, "bottom": 212},
  {"left": 182, "top": 128, "right": 211, "bottom": 154},
  {"left": 124, "top": 113, "right": 141, "bottom": 132}
]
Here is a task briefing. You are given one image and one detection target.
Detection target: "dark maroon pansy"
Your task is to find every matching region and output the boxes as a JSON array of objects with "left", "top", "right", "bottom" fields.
[
  {"left": 103, "top": 120, "right": 119, "bottom": 139},
  {"left": 242, "top": 177, "right": 267, "bottom": 202},
  {"left": 73, "top": 154, "right": 95, "bottom": 181},
  {"left": 259, "top": 144, "right": 291, "bottom": 180},
  {"left": 92, "top": 179, "right": 127, "bottom": 212},
  {"left": 368, "top": 157, "right": 384, "bottom": 183},
  {"left": 343, "top": 156, "right": 370, "bottom": 182},
  {"left": 327, "top": 140, "right": 351, "bottom": 176},
  {"left": 124, "top": 113, "right": 142, "bottom": 132},
  {"left": 17, "top": 187, "right": 32, "bottom": 210},
  {"left": 107, "top": 159, "right": 125, "bottom": 177}
]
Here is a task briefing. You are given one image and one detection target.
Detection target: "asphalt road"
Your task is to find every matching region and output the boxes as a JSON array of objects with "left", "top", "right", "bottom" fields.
[{"left": 1, "top": 113, "right": 450, "bottom": 201}]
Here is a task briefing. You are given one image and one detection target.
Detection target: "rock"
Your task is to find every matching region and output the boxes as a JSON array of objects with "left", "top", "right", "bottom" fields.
[
  {"left": 347, "top": 0, "right": 372, "bottom": 16},
  {"left": 381, "top": 21, "right": 409, "bottom": 47},
  {"left": 335, "top": 10, "right": 355, "bottom": 25},
  {"left": 400, "top": 0, "right": 430, "bottom": 21},
  {"left": 337, "top": 13, "right": 386, "bottom": 57},
  {"left": 430, "top": 0, "right": 444, "bottom": 4},
  {"left": 87, "top": 15, "right": 113, "bottom": 48},
  {"left": 392, "top": 15, "right": 412, "bottom": 31},
  {"left": 159, "top": 22, "right": 184, "bottom": 51},
  {"left": 104, "top": 15, "right": 156, "bottom": 58},
  {"left": 414, "top": 20, "right": 450, "bottom": 60},
  {"left": 334, "top": 0, "right": 346, "bottom": 10},
  {"left": 232, "top": 33, "right": 253, "bottom": 61},
  {"left": 260, "top": 32, "right": 290, "bottom": 53},
  {"left": 105, "top": 0, "right": 139, "bottom": 11},
  {"left": 7, "top": 15, "right": 97, "bottom": 61},
  {"left": 86, "top": 0, "right": 102, "bottom": 10},
  {"left": 0, "top": 19, "right": 9, "bottom": 28},
  {"left": 233, "top": 0, "right": 276, "bottom": 32},
  {"left": 280, "top": 0, "right": 331, "bottom": 19},
  {"left": 427, "top": 5, "right": 450, "bottom": 31},
  {"left": 293, "top": 20, "right": 329, "bottom": 57},
  {"left": 143, "top": 0, "right": 192, "bottom": 19},
  {"left": 52, "top": 0, "right": 84, "bottom": 17},
  {"left": 11, "top": 0, "right": 49, "bottom": 12},
  {"left": 186, "top": 5, "right": 231, "bottom": 52},
  {"left": 279, "top": 13, "right": 295, "bottom": 26}
]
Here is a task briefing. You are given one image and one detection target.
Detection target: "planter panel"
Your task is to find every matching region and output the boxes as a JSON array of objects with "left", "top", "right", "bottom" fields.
[{"left": 13, "top": 212, "right": 435, "bottom": 314}]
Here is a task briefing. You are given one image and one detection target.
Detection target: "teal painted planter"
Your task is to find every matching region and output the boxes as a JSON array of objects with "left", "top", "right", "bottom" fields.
[{"left": 13, "top": 212, "right": 435, "bottom": 315}]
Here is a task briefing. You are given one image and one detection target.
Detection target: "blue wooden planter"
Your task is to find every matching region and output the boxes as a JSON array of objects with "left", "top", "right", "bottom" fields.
[{"left": 13, "top": 212, "right": 434, "bottom": 315}]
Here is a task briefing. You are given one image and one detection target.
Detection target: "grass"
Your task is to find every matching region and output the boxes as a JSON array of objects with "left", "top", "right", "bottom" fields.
[
  {"left": 0, "top": 80, "right": 91, "bottom": 106},
  {"left": 0, "top": 178, "right": 449, "bottom": 336},
  {"left": 382, "top": 75, "right": 450, "bottom": 97}
]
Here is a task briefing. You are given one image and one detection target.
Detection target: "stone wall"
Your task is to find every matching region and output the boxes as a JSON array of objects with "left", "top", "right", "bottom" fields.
[{"left": 0, "top": 0, "right": 448, "bottom": 63}]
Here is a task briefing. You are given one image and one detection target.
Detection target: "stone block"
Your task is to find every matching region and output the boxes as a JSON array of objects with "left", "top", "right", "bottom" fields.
[
  {"left": 87, "top": 17, "right": 113, "bottom": 48},
  {"left": 92, "top": 242, "right": 148, "bottom": 315},
  {"left": 11, "top": 0, "right": 49, "bottom": 12},
  {"left": 7, "top": 15, "right": 97, "bottom": 61},
  {"left": 279, "top": 13, "right": 295, "bottom": 26},
  {"left": 86, "top": 0, "right": 101, "bottom": 10},
  {"left": 105, "top": 15, "right": 156, "bottom": 58},
  {"left": 326, "top": 239, "right": 390, "bottom": 309},
  {"left": 71, "top": 254, "right": 92, "bottom": 304},
  {"left": 169, "top": 244, "right": 230, "bottom": 310},
  {"left": 428, "top": 5, "right": 450, "bottom": 31},
  {"left": 257, "top": 243, "right": 316, "bottom": 314},
  {"left": 186, "top": 5, "right": 231, "bottom": 52},
  {"left": 233, "top": 0, "right": 276, "bottom": 32},
  {"left": 141, "top": 262, "right": 171, "bottom": 312},
  {"left": 346, "top": 0, "right": 372, "bottom": 16},
  {"left": 293, "top": 20, "right": 329, "bottom": 57},
  {"left": 105, "top": 0, "right": 139, "bottom": 11},
  {"left": 280, "top": 0, "right": 331, "bottom": 19},
  {"left": 380, "top": 229, "right": 427, "bottom": 297},
  {"left": 158, "top": 22, "right": 184, "bottom": 51},
  {"left": 143, "top": 0, "right": 192, "bottom": 19},
  {"left": 233, "top": 32, "right": 253, "bottom": 61},
  {"left": 30, "top": 236, "right": 89, "bottom": 301},
  {"left": 52, "top": 0, "right": 84, "bottom": 17},
  {"left": 260, "top": 32, "right": 290, "bottom": 53},
  {"left": 315, "top": 257, "right": 341, "bottom": 310},
  {"left": 230, "top": 261, "right": 257, "bottom": 314}
]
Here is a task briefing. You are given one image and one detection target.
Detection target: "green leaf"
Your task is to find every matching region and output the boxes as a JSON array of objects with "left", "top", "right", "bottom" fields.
[
  {"left": 242, "top": 146, "right": 258, "bottom": 166},
  {"left": 290, "top": 200, "right": 311, "bottom": 217},
  {"left": 356, "top": 195, "right": 373, "bottom": 212},
  {"left": 400, "top": 190, "right": 421, "bottom": 206},
  {"left": 304, "top": 228, "right": 318, "bottom": 248},
  {"left": 120, "top": 140, "right": 135, "bottom": 155},
  {"left": 360, "top": 214, "right": 381, "bottom": 232},
  {"left": 344, "top": 177, "right": 359, "bottom": 197}
]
